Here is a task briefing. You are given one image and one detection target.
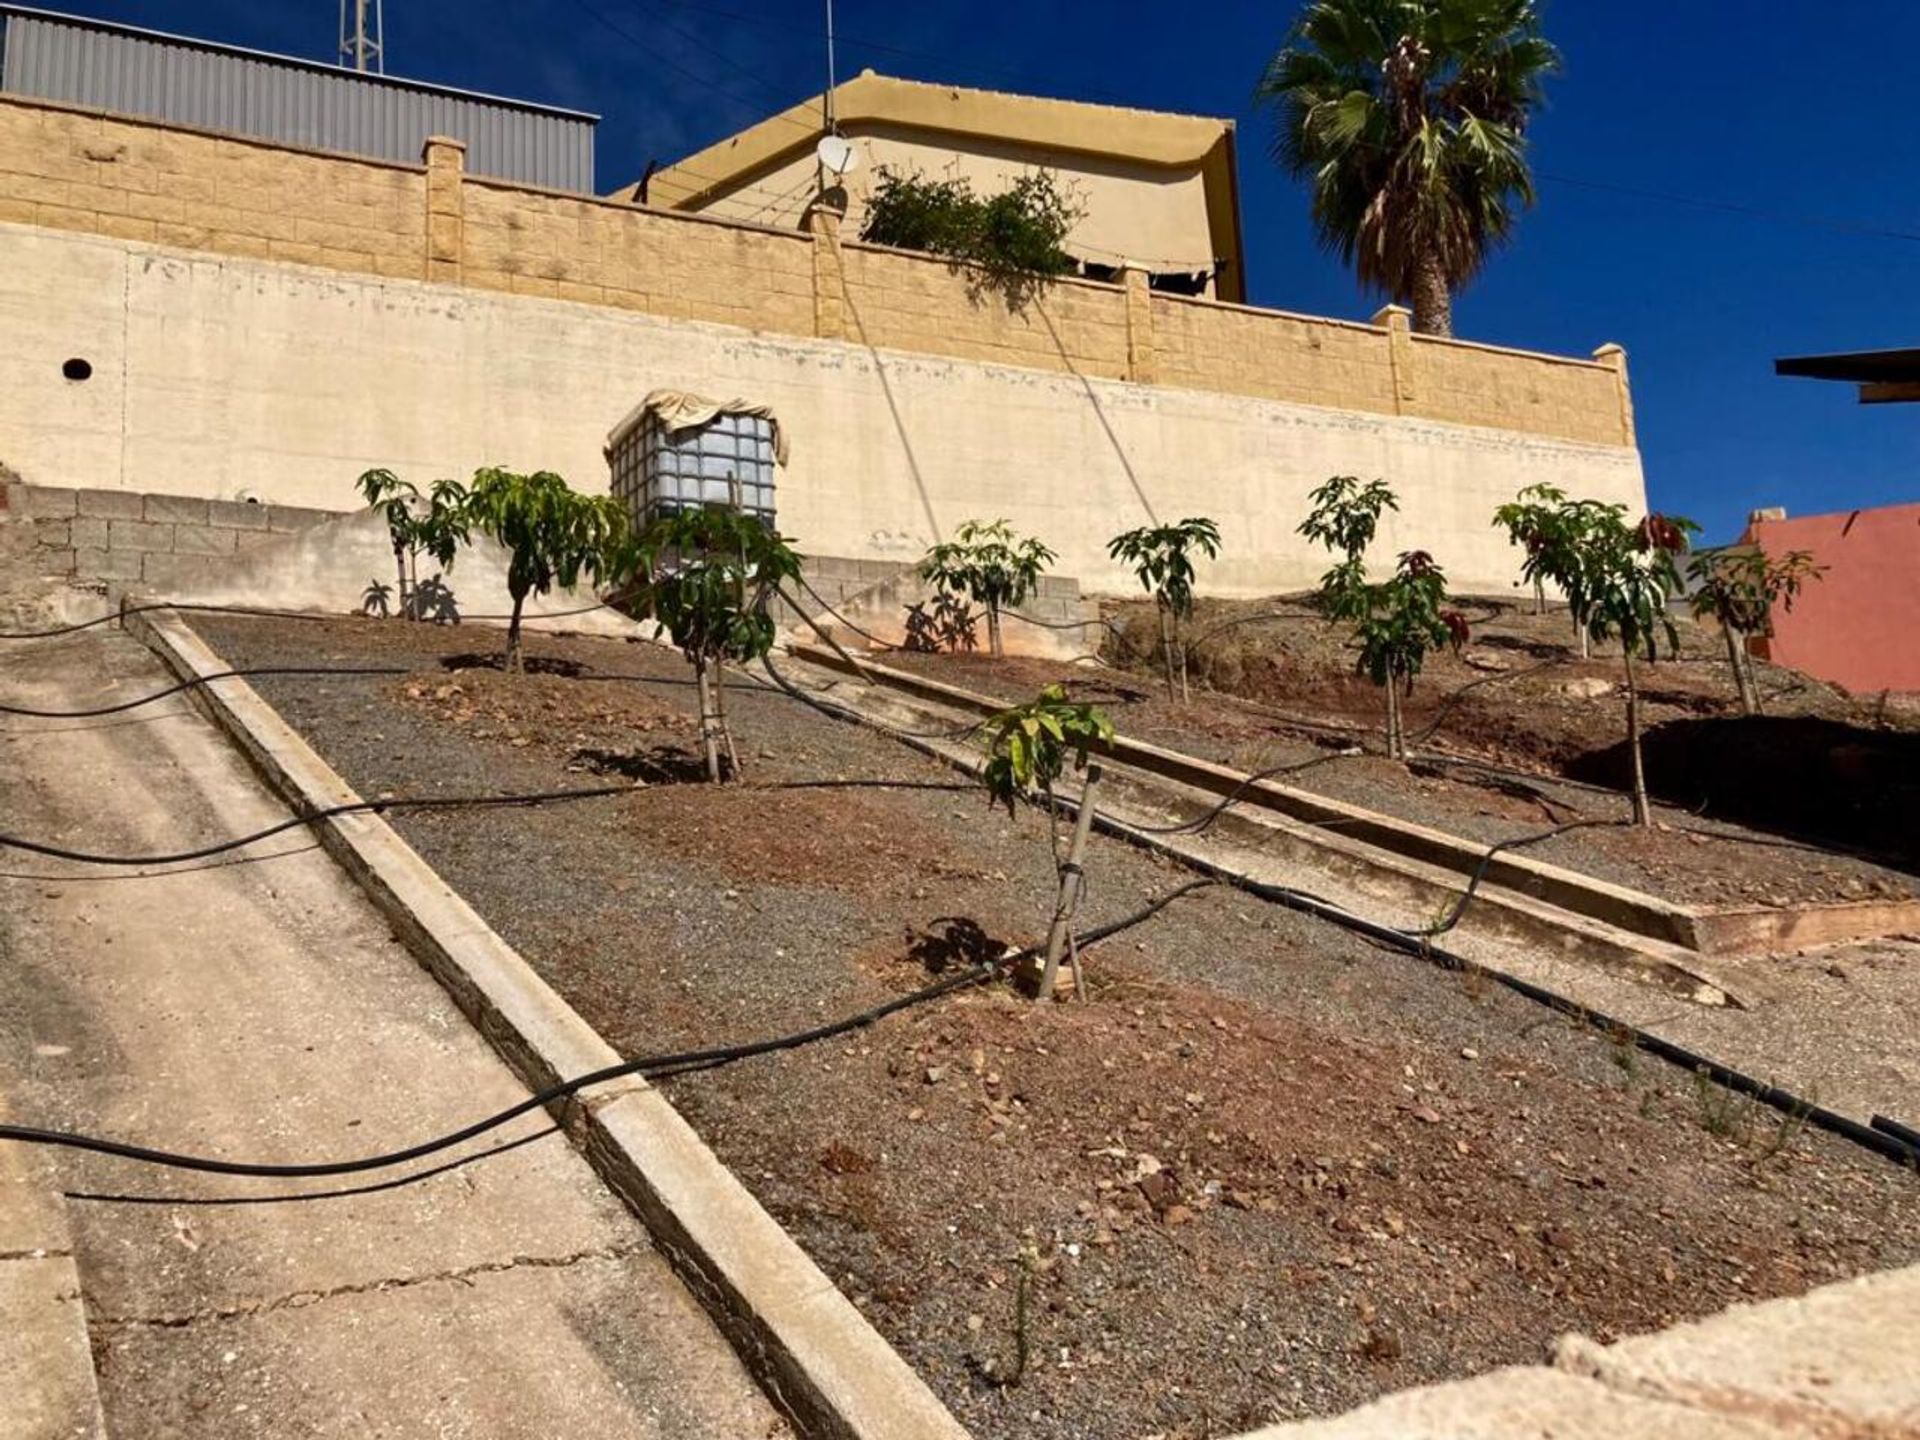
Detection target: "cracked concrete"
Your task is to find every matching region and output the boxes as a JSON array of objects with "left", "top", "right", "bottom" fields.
[{"left": 0, "top": 616, "right": 787, "bottom": 1438}]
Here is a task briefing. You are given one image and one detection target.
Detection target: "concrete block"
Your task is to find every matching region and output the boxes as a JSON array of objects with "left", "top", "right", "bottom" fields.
[
  {"left": 141, "top": 551, "right": 219, "bottom": 590},
  {"left": 73, "top": 547, "right": 143, "bottom": 582},
  {"left": 1555, "top": 1263, "right": 1920, "bottom": 1438},
  {"left": 33, "top": 517, "right": 71, "bottom": 548},
  {"left": 108, "top": 518, "right": 173, "bottom": 552},
  {"left": 172, "top": 524, "right": 238, "bottom": 556},
  {"left": 36, "top": 548, "right": 78, "bottom": 577},
  {"left": 143, "top": 491, "right": 211, "bottom": 525},
  {"left": 209, "top": 498, "right": 272, "bottom": 530},
  {"left": 265, "top": 504, "right": 335, "bottom": 534},
  {"left": 20, "top": 485, "right": 78, "bottom": 518},
  {"left": 0, "top": 1257, "right": 107, "bottom": 1440},
  {"left": 1235, "top": 1366, "right": 1783, "bottom": 1439},
  {"left": 68, "top": 516, "right": 109, "bottom": 550},
  {"left": 75, "top": 488, "right": 141, "bottom": 521}
]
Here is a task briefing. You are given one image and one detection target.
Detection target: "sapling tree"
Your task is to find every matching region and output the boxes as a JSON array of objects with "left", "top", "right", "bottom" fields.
[
  {"left": 919, "top": 519, "right": 1056, "bottom": 660},
  {"left": 1297, "top": 476, "right": 1397, "bottom": 611},
  {"left": 980, "top": 684, "right": 1114, "bottom": 1001},
  {"left": 628, "top": 506, "right": 803, "bottom": 782},
  {"left": 1491, "top": 481, "right": 1570, "bottom": 617},
  {"left": 462, "top": 467, "right": 627, "bottom": 672},
  {"left": 1687, "top": 546, "right": 1824, "bottom": 716},
  {"left": 1562, "top": 508, "right": 1700, "bottom": 826},
  {"left": 357, "top": 468, "right": 421, "bottom": 617},
  {"left": 1107, "top": 516, "right": 1221, "bottom": 702},
  {"left": 1346, "top": 551, "right": 1470, "bottom": 760}
]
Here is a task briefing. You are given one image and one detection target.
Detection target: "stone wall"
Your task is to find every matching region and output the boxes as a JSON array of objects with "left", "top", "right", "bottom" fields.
[
  {"left": 0, "top": 91, "right": 1635, "bottom": 450},
  {"left": 0, "top": 481, "right": 336, "bottom": 591}
]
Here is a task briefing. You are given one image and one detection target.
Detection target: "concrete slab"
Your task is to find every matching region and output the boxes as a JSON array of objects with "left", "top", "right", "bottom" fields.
[
  {"left": 1556, "top": 1264, "right": 1920, "bottom": 1438},
  {"left": 0, "top": 621, "right": 783, "bottom": 1438},
  {"left": 0, "top": 1256, "right": 106, "bottom": 1440},
  {"left": 1231, "top": 1366, "right": 1795, "bottom": 1439}
]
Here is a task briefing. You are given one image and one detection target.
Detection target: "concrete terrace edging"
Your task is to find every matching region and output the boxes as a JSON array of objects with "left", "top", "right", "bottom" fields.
[
  {"left": 127, "top": 608, "right": 970, "bottom": 1440},
  {"left": 783, "top": 644, "right": 1745, "bottom": 1005},
  {"left": 789, "top": 645, "right": 1920, "bottom": 962},
  {"left": 0, "top": 1101, "right": 109, "bottom": 1440}
]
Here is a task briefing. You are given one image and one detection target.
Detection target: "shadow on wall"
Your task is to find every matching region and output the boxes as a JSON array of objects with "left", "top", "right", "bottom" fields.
[{"left": 1566, "top": 714, "right": 1920, "bottom": 872}]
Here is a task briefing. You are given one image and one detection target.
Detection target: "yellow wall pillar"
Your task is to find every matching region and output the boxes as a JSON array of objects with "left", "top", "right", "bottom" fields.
[
  {"left": 422, "top": 135, "right": 466, "bottom": 284},
  {"left": 1372, "top": 303, "right": 1416, "bottom": 413},
  {"left": 1592, "top": 343, "right": 1636, "bottom": 447},
  {"left": 1123, "top": 268, "right": 1158, "bottom": 384},
  {"left": 805, "top": 200, "right": 848, "bottom": 342}
]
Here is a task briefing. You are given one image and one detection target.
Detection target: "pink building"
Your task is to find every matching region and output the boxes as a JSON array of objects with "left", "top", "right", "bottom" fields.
[{"left": 1741, "top": 502, "right": 1920, "bottom": 694}]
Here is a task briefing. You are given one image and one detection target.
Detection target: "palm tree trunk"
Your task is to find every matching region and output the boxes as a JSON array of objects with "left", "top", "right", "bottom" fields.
[
  {"left": 1410, "top": 251, "right": 1453, "bottom": 337},
  {"left": 1623, "top": 648, "right": 1651, "bottom": 827}
]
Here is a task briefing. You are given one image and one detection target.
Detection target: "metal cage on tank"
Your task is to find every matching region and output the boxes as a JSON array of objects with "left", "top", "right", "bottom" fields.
[{"left": 606, "top": 393, "right": 783, "bottom": 530}]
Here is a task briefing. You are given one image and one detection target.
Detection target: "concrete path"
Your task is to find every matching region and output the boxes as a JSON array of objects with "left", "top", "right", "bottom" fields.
[{"left": 0, "top": 620, "right": 786, "bottom": 1438}]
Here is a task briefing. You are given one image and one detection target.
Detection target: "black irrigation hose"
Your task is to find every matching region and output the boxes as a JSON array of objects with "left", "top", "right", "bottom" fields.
[
  {"left": 0, "top": 598, "right": 614, "bottom": 641},
  {"left": 0, "top": 882, "right": 1213, "bottom": 1181},
  {"left": 0, "top": 665, "right": 410, "bottom": 718},
  {"left": 0, "top": 784, "right": 637, "bottom": 867}
]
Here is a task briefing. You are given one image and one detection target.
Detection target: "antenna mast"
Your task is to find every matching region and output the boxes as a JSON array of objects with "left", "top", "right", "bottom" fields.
[
  {"left": 339, "top": 0, "right": 385, "bottom": 74},
  {"left": 823, "top": 0, "right": 837, "bottom": 132}
]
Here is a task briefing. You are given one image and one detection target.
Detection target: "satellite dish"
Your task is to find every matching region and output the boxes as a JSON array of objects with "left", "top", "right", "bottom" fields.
[{"left": 816, "top": 133, "right": 859, "bottom": 176}]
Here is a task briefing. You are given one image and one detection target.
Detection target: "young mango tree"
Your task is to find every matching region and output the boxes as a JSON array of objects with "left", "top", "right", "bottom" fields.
[
  {"left": 463, "top": 467, "right": 628, "bottom": 672},
  {"left": 1491, "top": 481, "right": 1570, "bottom": 616},
  {"left": 1297, "top": 476, "right": 1398, "bottom": 611},
  {"left": 1687, "top": 546, "right": 1825, "bottom": 716},
  {"left": 1563, "top": 509, "right": 1699, "bottom": 826},
  {"left": 980, "top": 683, "right": 1114, "bottom": 1001},
  {"left": 628, "top": 506, "right": 803, "bottom": 783},
  {"left": 1347, "top": 551, "right": 1470, "bottom": 760},
  {"left": 919, "top": 519, "right": 1056, "bottom": 660},
  {"left": 1108, "top": 516, "right": 1221, "bottom": 702},
  {"left": 357, "top": 468, "right": 421, "bottom": 617}
]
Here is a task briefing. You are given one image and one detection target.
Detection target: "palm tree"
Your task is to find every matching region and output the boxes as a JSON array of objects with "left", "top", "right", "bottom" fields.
[{"left": 1256, "top": 0, "right": 1559, "bottom": 336}]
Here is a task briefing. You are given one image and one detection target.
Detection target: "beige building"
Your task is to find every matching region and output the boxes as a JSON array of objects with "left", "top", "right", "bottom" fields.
[{"left": 611, "top": 70, "right": 1247, "bottom": 303}]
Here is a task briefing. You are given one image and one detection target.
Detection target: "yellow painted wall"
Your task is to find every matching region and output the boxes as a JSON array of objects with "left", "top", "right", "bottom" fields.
[
  {"left": 687, "top": 123, "right": 1222, "bottom": 284},
  {"left": 0, "top": 94, "right": 1635, "bottom": 453}
]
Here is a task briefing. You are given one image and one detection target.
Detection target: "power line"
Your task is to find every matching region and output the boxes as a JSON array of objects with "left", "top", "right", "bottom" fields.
[{"left": 1538, "top": 171, "right": 1920, "bottom": 245}]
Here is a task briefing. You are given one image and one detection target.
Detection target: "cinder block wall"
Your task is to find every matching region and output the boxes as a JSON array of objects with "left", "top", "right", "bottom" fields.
[{"left": 1, "top": 481, "right": 337, "bottom": 590}]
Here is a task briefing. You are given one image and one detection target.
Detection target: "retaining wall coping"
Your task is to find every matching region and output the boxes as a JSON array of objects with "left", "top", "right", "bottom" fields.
[{"left": 131, "top": 607, "right": 974, "bottom": 1440}]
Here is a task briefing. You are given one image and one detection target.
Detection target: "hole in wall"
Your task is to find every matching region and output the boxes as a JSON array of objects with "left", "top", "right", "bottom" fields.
[{"left": 62, "top": 358, "right": 93, "bottom": 382}]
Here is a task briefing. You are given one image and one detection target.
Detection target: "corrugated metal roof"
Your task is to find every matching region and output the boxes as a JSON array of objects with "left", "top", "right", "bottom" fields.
[{"left": 0, "top": 4, "right": 596, "bottom": 190}]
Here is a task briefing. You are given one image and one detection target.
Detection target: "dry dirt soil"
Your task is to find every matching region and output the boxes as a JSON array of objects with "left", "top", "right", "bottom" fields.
[
  {"left": 199, "top": 614, "right": 1920, "bottom": 1440},
  {"left": 872, "top": 596, "right": 1919, "bottom": 910}
]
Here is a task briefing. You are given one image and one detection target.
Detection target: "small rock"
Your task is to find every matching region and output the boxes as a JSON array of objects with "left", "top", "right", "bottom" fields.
[
  {"left": 1162, "top": 1204, "right": 1195, "bottom": 1227},
  {"left": 1557, "top": 677, "right": 1614, "bottom": 700},
  {"left": 1460, "top": 1047, "right": 1479, "bottom": 1060},
  {"left": 925, "top": 1065, "right": 947, "bottom": 1084},
  {"left": 1410, "top": 1105, "right": 1442, "bottom": 1125}
]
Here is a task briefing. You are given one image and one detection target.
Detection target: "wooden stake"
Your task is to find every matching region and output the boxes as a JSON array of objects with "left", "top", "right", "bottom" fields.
[
  {"left": 1038, "top": 764, "right": 1101, "bottom": 1002},
  {"left": 695, "top": 659, "right": 722, "bottom": 783}
]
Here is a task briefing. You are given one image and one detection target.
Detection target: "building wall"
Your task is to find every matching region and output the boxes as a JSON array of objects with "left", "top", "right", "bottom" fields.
[
  {"left": 1744, "top": 504, "right": 1920, "bottom": 694},
  {"left": 0, "top": 93, "right": 1637, "bottom": 453},
  {"left": 0, "top": 221, "right": 1646, "bottom": 597},
  {"left": 685, "top": 122, "right": 1219, "bottom": 287}
]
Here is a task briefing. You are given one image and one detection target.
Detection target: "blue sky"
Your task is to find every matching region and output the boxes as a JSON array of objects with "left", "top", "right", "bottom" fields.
[{"left": 48, "top": 0, "right": 1920, "bottom": 542}]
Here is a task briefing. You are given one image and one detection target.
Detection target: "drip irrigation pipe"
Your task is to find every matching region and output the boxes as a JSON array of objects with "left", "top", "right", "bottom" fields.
[
  {"left": 0, "top": 598, "right": 614, "bottom": 642},
  {"left": 758, "top": 651, "right": 986, "bottom": 742},
  {"left": 0, "top": 881, "right": 1212, "bottom": 1181},
  {"left": 0, "top": 783, "right": 637, "bottom": 867},
  {"left": 0, "top": 665, "right": 410, "bottom": 718}
]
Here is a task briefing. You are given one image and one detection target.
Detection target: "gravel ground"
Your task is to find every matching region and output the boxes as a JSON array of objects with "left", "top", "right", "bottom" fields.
[
  {"left": 198, "top": 614, "right": 1920, "bottom": 1440},
  {"left": 874, "top": 646, "right": 1917, "bottom": 911}
]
